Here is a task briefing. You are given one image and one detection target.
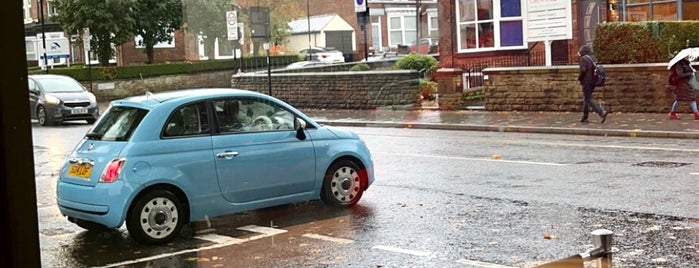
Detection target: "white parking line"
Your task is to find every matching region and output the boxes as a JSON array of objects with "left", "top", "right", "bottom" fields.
[
  {"left": 302, "top": 233, "right": 354, "bottom": 244},
  {"left": 456, "top": 259, "right": 518, "bottom": 268},
  {"left": 372, "top": 245, "right": 431, "bottom": 256},
  {"left": 194, "top": 233, "right": 246, "bottom": 244},
  {"left": 237, "top": 225, "right": 288, "bottom": 236},
  {"left": 95, "top": 225, "right": 287, "bottom": 268}
]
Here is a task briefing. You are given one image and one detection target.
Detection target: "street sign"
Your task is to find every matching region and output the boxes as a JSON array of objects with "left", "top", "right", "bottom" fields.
[
  {"left": 227, "top": 11, "right": 238, "bottom": 41},
  {"left": 354, "top": 0, "right": 366, "bottom": 13}
]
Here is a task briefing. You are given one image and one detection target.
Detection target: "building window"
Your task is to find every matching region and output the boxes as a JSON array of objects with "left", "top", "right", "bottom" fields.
[
  {"left": 47, "top": 0, "right": 58, "bottom": 17},
  {"left": 626, "top": 0, "right": 678, "bottom": 21},
  {"left": 456, "top": 0, "right": 524, "bottom": 52},
  {"left": 427, "top": 9, "right": 439, "bottom": 39},
  {"left": 25, "top": 40, "right": 36, "bottom": 61},
  {"left": 387, "top": 9, "right": 416, "bottom": 47},
  {"left": 23, "top": 0, "right": 33, "bottom": 23}
]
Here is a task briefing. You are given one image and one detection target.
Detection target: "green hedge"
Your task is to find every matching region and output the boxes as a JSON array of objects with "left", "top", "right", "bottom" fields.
[
  {"left": 594, "top": 21, "right": 699, "bottom": 64},
  {"left": 28, "top": 55, "right": 299, "bottom": 82}
]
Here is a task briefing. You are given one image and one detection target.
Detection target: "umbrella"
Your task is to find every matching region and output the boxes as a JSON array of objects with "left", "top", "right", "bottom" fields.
[{"left": 668, "top": 47, "right": 699, "bottom": 69}]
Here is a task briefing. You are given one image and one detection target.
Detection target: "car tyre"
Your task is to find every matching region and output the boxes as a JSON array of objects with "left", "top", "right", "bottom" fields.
[
  {"left": 86, "top": 118, "right": 96, "bottom": 124},
  {"left": 126, "top": 189, "right": 183, "bottom": 245},
  {"left": 320, "top": 159, "right": 364, "bottom": 207},
  {"left": 37, "top": 106, "right": 53, "bottom": 126}
]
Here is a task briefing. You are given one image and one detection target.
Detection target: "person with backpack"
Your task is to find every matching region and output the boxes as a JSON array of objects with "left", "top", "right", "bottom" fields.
[
  {"left": 577, "top": 44, "right": 608, "bottom": 123},
  {"left": 668, "top": 55, "right": 698, "bottom": 120}
]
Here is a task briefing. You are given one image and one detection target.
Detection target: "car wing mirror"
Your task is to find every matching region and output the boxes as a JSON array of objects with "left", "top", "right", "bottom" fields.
[{"left": 295, "top": 118, "right": 306, "bottom": 140}]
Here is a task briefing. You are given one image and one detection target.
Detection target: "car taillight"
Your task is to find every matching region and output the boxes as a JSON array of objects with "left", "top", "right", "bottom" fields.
[
  {"left": 99, "top": 158, "right": 125, "bottom": 183},
  {"left": 321, "top": 54, "right": 328, "bottom": 58}
]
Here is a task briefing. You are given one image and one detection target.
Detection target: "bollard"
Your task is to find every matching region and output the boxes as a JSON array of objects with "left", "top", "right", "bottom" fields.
[
  {"left": 591, "top": 229, "right": 614, "bottom": 268},
  {"left": 536, "top": 229, "right": 615, "bottom": 268}
]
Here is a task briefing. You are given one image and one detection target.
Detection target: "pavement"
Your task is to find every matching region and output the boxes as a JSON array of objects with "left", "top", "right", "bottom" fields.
[
  {"left": 302, "top": 108, "right": 699, "bottom": 140},
  {"left": 98, "top": 101, "right": 699, "bottom": 139}
]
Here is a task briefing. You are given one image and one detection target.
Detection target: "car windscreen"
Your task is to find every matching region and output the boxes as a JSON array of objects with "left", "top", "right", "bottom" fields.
[
  {"left": 85, "top": 106, "right": 148, "bottom": 141},
  {"left": 37, "top": 77, "right": 86, "bottom": 93}
]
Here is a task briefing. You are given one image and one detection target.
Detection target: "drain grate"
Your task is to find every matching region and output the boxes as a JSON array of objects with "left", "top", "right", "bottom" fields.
[{"left": 634, "top": 161, "right": 691, "bottom": 168}]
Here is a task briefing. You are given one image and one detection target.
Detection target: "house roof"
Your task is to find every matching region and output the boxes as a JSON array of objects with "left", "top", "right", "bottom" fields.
[{"left": 288, "top": 13, "right": 337, "bottom": 34}]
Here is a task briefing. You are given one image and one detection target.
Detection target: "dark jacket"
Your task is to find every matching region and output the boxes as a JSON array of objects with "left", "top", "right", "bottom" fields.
[
  {"left": 672, "top": 59, "right": 695, "bottom": 101},
  {"left": 577, "top": 45, "right": 597, "bottom": 87}
]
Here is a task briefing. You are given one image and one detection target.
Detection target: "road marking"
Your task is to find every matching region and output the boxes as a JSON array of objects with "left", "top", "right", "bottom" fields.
[
  {"left": 95, "top": 225, "right": 287, "bottom": 268},
  {"left": 391, "top": 153, "right": 566, "bottom": 166},
  {"left": 237, "top": 225, "right": 288, "bottom": 236},
  {"left": 456, "top": 259, "right": 517, "bottom": 268},
  {"left": 690, "top": 172, "right": 699, "bottom": 176},
  {"left": 302, "top": 233, "right": 354, "bottom": 244},
  {"left": 372, "top": 245, "right": 430, "bottom": 256},
  {"left": 195, "top": 233, "right": 246, "bottom": 244}
]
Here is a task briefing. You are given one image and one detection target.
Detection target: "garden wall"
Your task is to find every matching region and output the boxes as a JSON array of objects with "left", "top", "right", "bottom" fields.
[{"left": 482, "top": 63, "right": 685, "bottom": 113}]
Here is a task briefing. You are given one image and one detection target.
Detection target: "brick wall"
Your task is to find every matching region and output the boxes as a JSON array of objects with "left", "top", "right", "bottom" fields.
[{"left": 483, "top": 63, "right": 684, "bottom": 113}]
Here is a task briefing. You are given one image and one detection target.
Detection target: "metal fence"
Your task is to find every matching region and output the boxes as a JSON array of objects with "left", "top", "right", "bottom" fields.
[{"left": 455, "top": 50, "right": 575, "bottom": 90}]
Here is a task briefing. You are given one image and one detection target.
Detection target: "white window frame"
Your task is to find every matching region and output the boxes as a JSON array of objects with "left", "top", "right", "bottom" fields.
[
  {"left": 46, "top": 0, "right": 58, "bottom": 17},
  {"left": 386, "top": 8, "right": 417, "bottom": 47},
  {"left": 427, "top": 8, "right": 439, "bottom": 39},
  {"left": 455, "top": 0, "right": 526, "bottom": 53},
  {"left": 23, "top": 0, "right": 33, "bottom": 23}
]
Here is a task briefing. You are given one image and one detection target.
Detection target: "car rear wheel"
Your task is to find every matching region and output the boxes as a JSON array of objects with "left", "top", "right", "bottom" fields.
[
  {"left": 126, "top": 189, "right": 183, "bottom": 245},
  {"left": 37, "top": 106, "right": 53, "bottom": 126},
  {"left": 321, "top": 159, "right": 364, "bottom": 207}
]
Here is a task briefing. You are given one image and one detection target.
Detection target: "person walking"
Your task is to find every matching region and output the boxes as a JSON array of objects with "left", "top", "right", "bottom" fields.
[
  {"left": 668, "top": 55, "right": 698, "bottom": 120},
  {"left": 577, "top": 44, "right": 608, "bottom": 123}
]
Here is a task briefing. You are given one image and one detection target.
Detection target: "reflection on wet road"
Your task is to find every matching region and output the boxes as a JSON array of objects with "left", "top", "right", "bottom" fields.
[{"left": 34, "top": 125, "right": 699, "bottom": 267}]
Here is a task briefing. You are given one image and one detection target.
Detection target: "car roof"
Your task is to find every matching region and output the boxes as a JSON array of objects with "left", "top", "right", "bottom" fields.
[
  {"left": 111, "top": 88, "right": 268, "bottom": 110},
  {"left": 28, "top": 74, "right": 76, "bottom": 80}
]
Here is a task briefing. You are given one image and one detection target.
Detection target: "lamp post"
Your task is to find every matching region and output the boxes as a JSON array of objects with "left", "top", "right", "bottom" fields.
[
  {"left": 38, "top": 0, "right": 48, "bottom": 73},
  {"left": 307, "top": 0, "right": 312, "bottom": 61}
]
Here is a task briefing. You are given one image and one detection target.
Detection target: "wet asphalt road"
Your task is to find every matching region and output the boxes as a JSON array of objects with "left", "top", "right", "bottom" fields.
[{"left": 33, "top": 122, "right": 699, "bottom": 267}]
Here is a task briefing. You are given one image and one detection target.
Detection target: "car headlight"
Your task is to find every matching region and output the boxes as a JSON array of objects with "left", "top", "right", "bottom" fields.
[
  {"left": 44, "top": 94, "right": 61, "bottom": 105},
  {"left": 88, "top": 93, "right": 97, "bottom": 103}
]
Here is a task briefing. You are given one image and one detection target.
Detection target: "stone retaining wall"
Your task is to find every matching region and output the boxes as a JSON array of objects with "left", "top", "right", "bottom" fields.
[
  {"left": 482, "top": 63, "right": 681, "bottom": 113},
  {"left": 88, "top": 69, "right": 421, "bottom": 110}
]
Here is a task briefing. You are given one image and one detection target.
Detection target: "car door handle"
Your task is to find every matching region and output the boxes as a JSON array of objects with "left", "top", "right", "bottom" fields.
[{"left": 216, "top": 151, "right": 239, "bottom": 158}]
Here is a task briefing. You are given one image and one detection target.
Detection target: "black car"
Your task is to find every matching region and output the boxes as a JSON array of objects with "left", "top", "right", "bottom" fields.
[{"left": 28, "top": 74, "right": 99, "bottom": 126}]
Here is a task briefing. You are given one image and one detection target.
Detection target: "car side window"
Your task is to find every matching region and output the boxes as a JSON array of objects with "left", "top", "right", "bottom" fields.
[
  {"left": 164, "top": 102, "right": 209, "bottom": 137},
  {"left": 215, "top": 98, "right": 295, "bottom": 133},
  {"left": 28, "top": 80, "right": 37, "bottom": 93}
]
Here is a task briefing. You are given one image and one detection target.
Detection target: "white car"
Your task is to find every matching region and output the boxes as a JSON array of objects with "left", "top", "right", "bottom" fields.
[{"left": 298, "top": 47, "right": 345, "bottom": 63}]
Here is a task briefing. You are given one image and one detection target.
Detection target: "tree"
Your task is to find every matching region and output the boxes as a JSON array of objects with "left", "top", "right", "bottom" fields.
[
  {"left": 53, "top": 0, "right": 135, "bottom": 66},
  {"left": 133, "top": 0, "right": 183, "bottom": 64},
  {"left": 181, "top": 0, "right": 231, "bottom": 60}
]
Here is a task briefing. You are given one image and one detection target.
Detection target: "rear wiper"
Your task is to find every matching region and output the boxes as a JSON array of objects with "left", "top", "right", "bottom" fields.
[{"left": 85, "top": 132, "right": 103, "bottom": 140}]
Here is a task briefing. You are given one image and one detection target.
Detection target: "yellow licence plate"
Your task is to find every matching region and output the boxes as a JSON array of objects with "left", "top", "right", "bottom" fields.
[{"left": 68, "top": 164, "right": 92, "bottom": 179}]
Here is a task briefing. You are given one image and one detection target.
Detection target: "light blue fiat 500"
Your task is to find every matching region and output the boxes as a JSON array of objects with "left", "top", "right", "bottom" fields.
[{"left": 56, "top": 88, "right": 374, "bottom": 244}]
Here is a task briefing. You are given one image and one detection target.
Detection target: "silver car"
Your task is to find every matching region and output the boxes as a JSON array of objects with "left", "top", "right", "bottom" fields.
[{"left": 28, "top": 74, "right": 99, "bottom": 126}]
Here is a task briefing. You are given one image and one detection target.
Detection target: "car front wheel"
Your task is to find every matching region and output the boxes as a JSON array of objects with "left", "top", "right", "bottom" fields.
[
  {"left": 321, "top": 159, "right": 364, "bottom": 207},
  {"left": 126, "top": 189, "right": 183, "bottom": 245},
  {"left": 37, "top": 106, "right": 53, "bottom": 126}
]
